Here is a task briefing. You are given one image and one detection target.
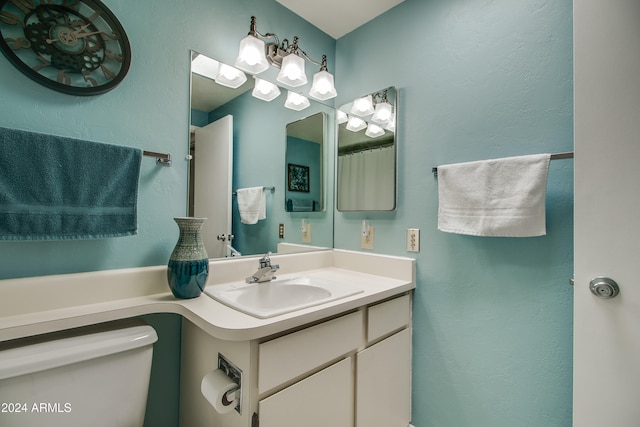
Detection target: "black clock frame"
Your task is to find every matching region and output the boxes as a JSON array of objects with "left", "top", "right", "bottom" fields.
[{"left": 0, "top": 0, "right": 131, "bottom": 96}]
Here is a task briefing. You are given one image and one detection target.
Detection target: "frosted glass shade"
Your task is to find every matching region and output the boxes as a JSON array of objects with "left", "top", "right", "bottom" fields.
[
  {"left": 252, "top": 77, "right": 281, "bottom": 101},
  {"left": 191, "top": 55, "right": 220, "bottom": 80},
  {"left": 277, "top": 54, "right": 307, "bottom": 87},
  {"left": 351, "top": 95, "right": 374, "bottom": 116},
  {"left": 309, "top": 70, "right": 337, "bottom": 100},
  {"left": 346, "top": 116, "right": 367, "bottom": 132},
  {"left": 215, "top": 64, "right": 247, "bottom": 89},
  {"left": 235, "top": 35, "right": 269, "bottom": 74},
  {"left": 336, "top": 110, "right": 348, "bottom": 124},
  {"left": 365, "top": 123, "right": 385, "bottom": 138},
  {"left": 385, "top": 116, "right": 396, "bottom": 132},
  {"left": 371, "top": 101, "right": 393, "bottom": 124},
  {"left": 284, "top": 91, "right": 310, "bottom": 111}
]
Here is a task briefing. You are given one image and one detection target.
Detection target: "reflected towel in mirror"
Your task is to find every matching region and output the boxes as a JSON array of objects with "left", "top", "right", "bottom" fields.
[{"left": 236, "top": 187, "right": 266, "bottom": 224}]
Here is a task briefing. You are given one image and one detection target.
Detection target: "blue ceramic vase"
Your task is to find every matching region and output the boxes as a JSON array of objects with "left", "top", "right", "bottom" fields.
[{"left": 167, "top": 217, "right": 209, "bottom": 299}]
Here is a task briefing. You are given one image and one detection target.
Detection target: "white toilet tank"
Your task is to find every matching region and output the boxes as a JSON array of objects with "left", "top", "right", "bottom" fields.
[{"left": 0, "top": 319, "right": 158, "bottom": 427}]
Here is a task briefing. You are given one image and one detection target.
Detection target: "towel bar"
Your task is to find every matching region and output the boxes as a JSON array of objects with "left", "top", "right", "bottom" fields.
[
  {"left": 143, "top": 150, "right": 172, "bottom": 166},
  {"left": 432, "top": 151, "right": 573, "bottom": 178},
  {"left": 232, "top": 186, "right": 275, "bottom": 195}
]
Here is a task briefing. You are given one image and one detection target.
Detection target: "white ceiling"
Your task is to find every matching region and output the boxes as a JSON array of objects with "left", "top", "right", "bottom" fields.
[{"left": 276, "top": 0, "right": 405, "bottom": 39}]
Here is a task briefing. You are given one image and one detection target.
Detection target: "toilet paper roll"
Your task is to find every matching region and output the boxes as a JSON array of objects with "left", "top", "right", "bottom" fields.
[{"left": 201, "top": 369, "right": 239, "bottom": 414}]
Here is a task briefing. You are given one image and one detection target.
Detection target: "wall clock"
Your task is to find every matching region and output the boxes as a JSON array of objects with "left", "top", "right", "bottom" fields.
[{"left": 0, "top": 0, "right": 131, "bottom": 96}]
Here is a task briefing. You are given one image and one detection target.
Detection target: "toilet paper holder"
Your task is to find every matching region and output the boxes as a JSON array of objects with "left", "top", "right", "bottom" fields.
[{"left": 218, "top": 353, "right": 243, "bottom": 414}]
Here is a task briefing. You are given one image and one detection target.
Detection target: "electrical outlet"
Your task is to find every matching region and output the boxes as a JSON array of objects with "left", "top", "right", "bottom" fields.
[
  {"left": 407, "top": 228, "right": 420, "bottom": 252},
  {"left": 302, "top": 223, "right": 311, "bottom": 243},
  {"left": 361, "top": 226, "right": 375, "bottom": 249},
  {"left": 279, "top": 223, "right": 285, "bottom": 239}
]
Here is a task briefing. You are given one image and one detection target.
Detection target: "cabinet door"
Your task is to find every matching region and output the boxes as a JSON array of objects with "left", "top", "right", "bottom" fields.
[
  {"left": 356, "top": 328, "right": 411, "bottom": 427},
  {"left": 259, "top": 357, "right": 353, "bottom": 427}
]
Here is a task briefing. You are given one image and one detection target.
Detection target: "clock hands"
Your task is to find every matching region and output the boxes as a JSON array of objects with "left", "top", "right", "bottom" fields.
[{"left": 45, "top": 24, "right": 107, "bottom": 45}]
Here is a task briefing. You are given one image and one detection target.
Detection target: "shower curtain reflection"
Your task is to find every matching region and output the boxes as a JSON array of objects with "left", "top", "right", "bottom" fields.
[{"left": 337, "top": 145, "right": 395, "bottom": 211}]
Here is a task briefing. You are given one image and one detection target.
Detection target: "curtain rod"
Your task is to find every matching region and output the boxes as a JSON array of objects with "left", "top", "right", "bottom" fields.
[{"left": 432, "top": 152, "right": 573, "bottom": 178}]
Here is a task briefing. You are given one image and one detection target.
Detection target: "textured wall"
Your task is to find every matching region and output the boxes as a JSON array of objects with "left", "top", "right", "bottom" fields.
[{"left": 334, "top": 0, "right": 574, "bottom": 426}]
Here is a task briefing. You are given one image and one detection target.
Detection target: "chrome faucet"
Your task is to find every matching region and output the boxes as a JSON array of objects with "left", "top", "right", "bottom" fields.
[{"left": 246, "top": 252, "right": 279, "bottom": 283}]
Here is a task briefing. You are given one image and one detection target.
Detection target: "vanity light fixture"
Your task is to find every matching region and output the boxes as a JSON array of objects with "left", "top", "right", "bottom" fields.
[
  {"left": 284, "top": 91, "right": 310, "bottom": 111},
  {"left": 235, "top": 16, "right": 337, "bottom": 100},
  {"left": 371, "top": 90, "right": 393, "bottom": 124},
  {"left": 365, "top": 123, "right": 386, "bottom": 138},
  {"left": 252, "top": 76, "right": 281, "bottom": 101},
  {"left": 308, "top": 56, "right": 337, "bottom": 100},
  {"left": 336, "top": 110, "right": 348, "bottom": 124},
  {"left": 346, "top": 116, "right": 367, "bottom": 132},
  {"left": 214, "top": 63, "right": 247, "bottom": 89},
  {"left": 277, "top": 38, "right": 307, "bottom": 87},
  {"left": 351, "top": 94, "right": 375, "bottom": 116},
  {"left": 235, "top": 17, "right": 270, "bottom": 74}
]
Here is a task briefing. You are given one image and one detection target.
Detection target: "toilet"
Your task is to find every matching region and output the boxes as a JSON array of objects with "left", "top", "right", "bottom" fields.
[{"left": 0, "top": 319, "right": 157, "bottom": 427}]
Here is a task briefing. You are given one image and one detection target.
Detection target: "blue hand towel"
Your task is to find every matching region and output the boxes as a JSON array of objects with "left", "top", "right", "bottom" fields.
[{"left": 0, "top": 127, "right": 142, "bottom": 240}]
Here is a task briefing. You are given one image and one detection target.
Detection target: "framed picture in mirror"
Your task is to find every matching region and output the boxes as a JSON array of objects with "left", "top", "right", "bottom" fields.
[{"left": 288, "top": 163, "right": 310, "bottom": 192}]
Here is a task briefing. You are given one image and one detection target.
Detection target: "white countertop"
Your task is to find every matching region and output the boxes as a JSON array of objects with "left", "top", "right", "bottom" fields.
[{"left": 0, "top": 250, "right": 415, "bottom": 342}]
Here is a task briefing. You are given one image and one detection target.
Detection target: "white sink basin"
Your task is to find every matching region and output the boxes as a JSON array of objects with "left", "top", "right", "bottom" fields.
[{"left": 205, "top": 276, "right": 363, "bottom": 319}]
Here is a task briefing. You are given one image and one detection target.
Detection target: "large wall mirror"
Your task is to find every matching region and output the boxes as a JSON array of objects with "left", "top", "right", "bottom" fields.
[
  {"left": 188, "top": 51, "right": 334, "bottom": 259},
  {"left": 336, "top": 87, "right": 397, "bottom": 211}
]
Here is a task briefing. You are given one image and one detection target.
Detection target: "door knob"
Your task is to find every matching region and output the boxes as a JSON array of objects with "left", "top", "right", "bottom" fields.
[{"left": 589, "top": 277, "right": 620, "bottom": 299}]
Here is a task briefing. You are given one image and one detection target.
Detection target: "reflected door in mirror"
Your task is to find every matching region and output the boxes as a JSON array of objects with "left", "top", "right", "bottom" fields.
[{"left": 191, "top": 115, "right": 233, "bottom": 258}]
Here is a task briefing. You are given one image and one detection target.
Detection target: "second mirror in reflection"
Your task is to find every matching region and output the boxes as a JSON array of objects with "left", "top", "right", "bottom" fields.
[{"left": 337, "top": 87, "right": 397, "bottom": 211}]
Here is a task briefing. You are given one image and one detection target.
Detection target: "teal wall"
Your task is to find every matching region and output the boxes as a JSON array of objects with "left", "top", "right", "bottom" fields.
[
  {"left": 0, "top": 0, "right": 573, "bottom": 426},
  {"left": 334, "top": 0, "right": 574, "bottom": 426}
]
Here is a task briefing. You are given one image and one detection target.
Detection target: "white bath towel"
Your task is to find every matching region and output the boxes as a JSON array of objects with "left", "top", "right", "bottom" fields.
[
  {"left": 437, "top": 154, "right": 551, "bottom": 237},
  {"left": 236, "top": 187, "right": 266, "bottom": 225}
]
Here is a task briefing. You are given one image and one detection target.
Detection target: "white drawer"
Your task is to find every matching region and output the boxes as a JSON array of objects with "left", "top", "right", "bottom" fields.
[
  {"left": 258, "top": 310, "right": 363, "bottom": 394},
  {"left": 367, "top": 293, "right": 411, "bottom": 343}
]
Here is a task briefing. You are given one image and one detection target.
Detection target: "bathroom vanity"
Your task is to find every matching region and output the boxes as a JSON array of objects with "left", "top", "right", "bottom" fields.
[
  {"left": 181, "top": 292, "right": 411, "bottom": 427},
  {"left": 0, "top": 249, "right": 414, "bottom": 427}
]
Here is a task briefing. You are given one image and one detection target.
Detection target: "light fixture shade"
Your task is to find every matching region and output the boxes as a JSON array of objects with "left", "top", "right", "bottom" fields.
[
  {"left": 365, "top": 123, "right": 386, "bottom": 138},
  {"left": 215, "top": 64, "right": 247, "bottom": 89},
  {"left": 277, "top": 54, "right": 307, "bottom": 87},
  {"left": 309, "top": 70, "right": 337, "bottom": 100},
  {"left": 351, "top": 95, "right": 374, "bottom": 116},
  {"left": 284, "top": 91, "right": 310, "bottom": 111},
  {"left": 346, "top": 116, "right": 367, "bottom": 132},
  {"left": 336, "top": 110, "right": 348, "bottom": 124},
  {"left": 385, "top": 116, "right": 396, "bottom": 132},
  {"left": 235, "top": 34, "right": 269, "bottom": 74},
  {"left": 252, "top": 77, "right": 281, "bottom": 101},
  {"left": 191, "top": 55, "right": 220, "bottom": 80},
  {"left": 371, "top": 101, "right": 393, "bottom": 124}
]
